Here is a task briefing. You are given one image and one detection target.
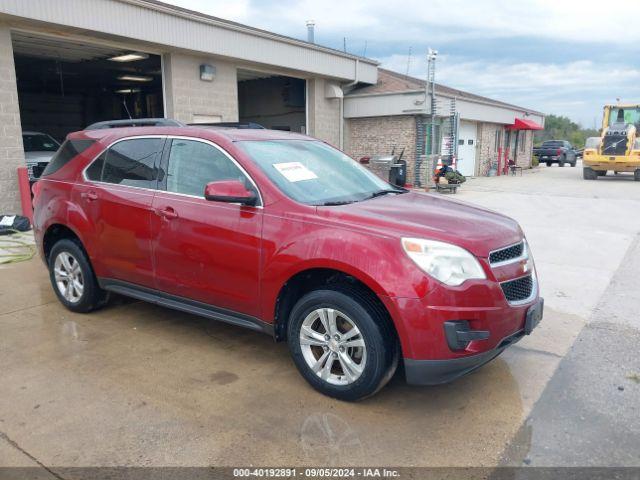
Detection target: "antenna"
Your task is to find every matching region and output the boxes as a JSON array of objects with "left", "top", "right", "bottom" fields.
[
  {"left": 343, "top": 37, "right": 347, "bottom": 53},
  {"left": 362, "top": 40, "right": 368, "bottom": 57},
  {"left": 406, "top": 46, "right": 412, "bottom": 76}
]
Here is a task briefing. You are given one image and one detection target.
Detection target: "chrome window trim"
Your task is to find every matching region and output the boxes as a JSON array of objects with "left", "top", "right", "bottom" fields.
[
  {"left": 81, "top": 134, "right": 264, "bottom": 208},
  {"left": 489, "top": 240, "right": 528, "bottom": 268},
  {"left": 499, "top": 273, "right": 537, "bottom": 306}
]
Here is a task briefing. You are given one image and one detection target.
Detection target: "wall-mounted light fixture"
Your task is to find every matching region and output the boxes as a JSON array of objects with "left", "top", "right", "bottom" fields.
[
  {"left": 200, "top": 64, "right": 216, "bottom": 82},
  {"left": 109, "top": 52, "right": 149, "bottom": 62}
]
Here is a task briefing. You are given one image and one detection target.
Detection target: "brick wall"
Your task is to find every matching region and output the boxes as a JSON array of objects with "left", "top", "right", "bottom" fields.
[
  {"left": 515, "top": 130, "right": 533, "bottom": 168},
  {"left": 164, "top": 53, "right": 238, "bottom": 123},
  {"left": 477, "top": 122, "right": 502, "bottom": 176},
  {"left": 0, "top": 25, "right": 25, "bottom": 214},
  {"left": 307, "top": 78, "right": 340, "bottom": 146},
  {"left": 344, "top": 115, "right": 417, "bottom": 183}
]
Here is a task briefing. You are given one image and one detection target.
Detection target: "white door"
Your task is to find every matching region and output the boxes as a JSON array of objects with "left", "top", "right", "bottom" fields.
[{"left": 457, "top": 121, "right": 477, "bottom": 176}]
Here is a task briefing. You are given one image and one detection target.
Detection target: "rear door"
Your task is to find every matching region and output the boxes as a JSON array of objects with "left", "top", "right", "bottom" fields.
[
  {"left": 80, "top": 136, "right": 165, "bottom": 287},
  {"left": 150, "top": 137, "right": 263, "bottom": 317}
]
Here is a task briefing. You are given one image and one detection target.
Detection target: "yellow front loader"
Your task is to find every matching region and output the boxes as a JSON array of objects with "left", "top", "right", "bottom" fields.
[{"left": 583, "top": 104, "right": 640, "bottom": 180}]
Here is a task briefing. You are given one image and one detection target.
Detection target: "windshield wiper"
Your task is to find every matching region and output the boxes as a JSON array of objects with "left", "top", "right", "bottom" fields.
[
  {"left": 318, "top": 200, "right": 358, "bottom": 206},
  {"left": 366, "top": 188, "right": 407, "bottom": 199}
]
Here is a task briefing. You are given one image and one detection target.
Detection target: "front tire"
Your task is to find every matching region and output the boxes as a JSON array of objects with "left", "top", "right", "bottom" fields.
[
  {"left": 287, "top": 287, "right": 397, "bottom": 401},
  {"left": 635, "top": 169, "right": 640, "bottom": 181},
  {"left": 48, "top": 239, "right": 109, "bottom": 313},
  {"left": 583, "top": 167, "right": 597, "bottom": 180}
]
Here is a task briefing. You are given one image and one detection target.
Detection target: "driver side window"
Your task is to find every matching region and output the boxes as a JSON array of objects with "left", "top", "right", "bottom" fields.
[{"left": 166, "top": 139, "right": 247, "bottom": 197}]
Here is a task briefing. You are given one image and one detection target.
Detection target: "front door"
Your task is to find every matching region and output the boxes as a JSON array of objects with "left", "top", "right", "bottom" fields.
[
  {"left": 151, "top": 138, "right": 263, "bottom": 317},
  {"left": 80, "top": 136, "right": 165, "bottom": 287},
  {"left": 457, "top": 121, "right": 477, "bottom": 176}
]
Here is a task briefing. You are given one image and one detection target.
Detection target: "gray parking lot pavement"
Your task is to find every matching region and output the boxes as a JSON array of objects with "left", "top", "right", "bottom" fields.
[{"left": 1, "top": 163, "right": 639, "bottom": 470}]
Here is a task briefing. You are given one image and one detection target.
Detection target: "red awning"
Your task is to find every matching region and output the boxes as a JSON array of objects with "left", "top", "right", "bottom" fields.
[{"left": 506, "top": 118, "right": 543, "bottom": 130}]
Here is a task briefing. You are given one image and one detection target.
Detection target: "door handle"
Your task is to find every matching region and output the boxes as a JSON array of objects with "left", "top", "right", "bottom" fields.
[
  {"left": 81, "top": 191, "right": 98, "bottom": 201},
  {"left": 157, "top": 206, "right": 178, "bottom": 220}
]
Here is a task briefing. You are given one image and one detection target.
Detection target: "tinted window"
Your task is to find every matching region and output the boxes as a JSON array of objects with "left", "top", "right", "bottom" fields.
[
  {"left": 166, "top": 139, "right": 246, "bottom": 197},
  {"left": 88, "top": 138, "right": 163, "bottom": 188},
  {"left": 42, "top": 139, "right": 95, "bottom": 176}
]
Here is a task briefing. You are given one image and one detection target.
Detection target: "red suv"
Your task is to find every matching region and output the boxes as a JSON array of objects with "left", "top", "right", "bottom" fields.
[{"left": 33, "top": 120, "right": 543, "bottom": 401}]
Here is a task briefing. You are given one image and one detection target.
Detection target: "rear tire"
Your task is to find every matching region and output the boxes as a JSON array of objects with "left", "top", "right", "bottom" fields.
[
  {"left": 635, "top": 169, "right": 640, "bottom": 182},
  {"left": 596, "top": 170, "right": 607, "bottom": 177},
  {"left": 287, "top": 286, "right": 397, "bottom": 401},
  {"left": 48, "top": 239, "right": 109, "bottom": 313},
  {"left": 571, "top": 161, "right": 577, "bottom": 167},
  {"left": 583, "top": 167, "right": 598, "bottom": 180},
  {"left": 546, "top": 161, "right": 552, "bottom": 167}
]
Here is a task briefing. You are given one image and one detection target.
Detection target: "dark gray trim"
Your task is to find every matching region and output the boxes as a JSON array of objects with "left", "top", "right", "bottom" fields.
[
  {"left": 404, "top": 329, "right": 524, "bottom": 386},
  {"left": 99, "top": 278, "right": 274, "bottom": 335}
]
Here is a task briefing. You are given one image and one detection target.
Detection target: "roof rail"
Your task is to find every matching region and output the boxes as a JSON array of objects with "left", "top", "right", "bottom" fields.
[
  {"left": 85, "top": 118, "right": 185, "bottom": 130},
  {"left": 187, "top": 122, "right": 266, "bottom": 129}
]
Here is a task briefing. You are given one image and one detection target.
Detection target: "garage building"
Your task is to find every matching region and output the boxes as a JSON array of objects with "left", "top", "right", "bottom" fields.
[
  {"left": 343, "top": 69, "right": 545, "bottom": 185},
  {"left": 0, "top": 0, "right": 377, "bottom": 213}
]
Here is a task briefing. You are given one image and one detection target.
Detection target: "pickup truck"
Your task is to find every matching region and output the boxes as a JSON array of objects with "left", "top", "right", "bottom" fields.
[{"left": 533, "top": 140, "right": 577, "bottom": 167}]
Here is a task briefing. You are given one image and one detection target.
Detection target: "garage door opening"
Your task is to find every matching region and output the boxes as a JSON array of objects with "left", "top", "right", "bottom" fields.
[
  {"left": 12, "top": 32, "right": 164, "bottom": 143},
  {"left": 238, "top": 69, "right": 305, "bottom": 132}
]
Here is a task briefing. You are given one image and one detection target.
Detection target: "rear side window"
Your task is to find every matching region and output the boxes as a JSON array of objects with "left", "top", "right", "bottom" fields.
[
  {"left": 85, "top": 138, "right": 164, "bottom": 189},
  {"left": 42, "top": 139, "right": 95, "bottom": 176}
]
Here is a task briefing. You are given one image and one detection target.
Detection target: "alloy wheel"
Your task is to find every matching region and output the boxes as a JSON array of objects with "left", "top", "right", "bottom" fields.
[
  {"left": 54, "top": 251, "right": 84, "bottom": 303},
  {"left": 299, "top": 308, "right": 367, "bottom": 386}
]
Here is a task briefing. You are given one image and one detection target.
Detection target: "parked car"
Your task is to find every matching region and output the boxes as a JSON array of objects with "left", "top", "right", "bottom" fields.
[
  {"left": 533, "top": 140, "right": 577, "bottom": 167},
  {"left": 32, "top": 121, "right": 543, "bottom": 401},
  {"left": 22, "top": 131, "right": 60, "bottom": 180}
]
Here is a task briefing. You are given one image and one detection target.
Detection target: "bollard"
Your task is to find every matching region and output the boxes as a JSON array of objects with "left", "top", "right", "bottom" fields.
[{"left": 16, "top": 167, "right": 33, "bottom": 224}]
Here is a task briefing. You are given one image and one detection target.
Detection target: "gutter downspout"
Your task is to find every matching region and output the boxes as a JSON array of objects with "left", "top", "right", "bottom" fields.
[{"left": 340, "top": 59, "right": 360, "bottom": 150}]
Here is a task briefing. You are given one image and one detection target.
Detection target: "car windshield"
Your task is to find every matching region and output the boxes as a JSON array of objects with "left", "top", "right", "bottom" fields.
[
  {"left": 237, "top": 140, "right": 401, "bottom": 205},
  {"left": 542, "top": 141, "right": 563, "bottom": 148},
  {"left": 23, "top": 133, "right": 59, "bottom": 152}
]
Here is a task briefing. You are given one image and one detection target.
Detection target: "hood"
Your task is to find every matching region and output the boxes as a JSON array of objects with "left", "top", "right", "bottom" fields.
[
  {"left": 317, "top": 192, "right": 523, "bottom": 258},
  {"left": 24, "top": 151, "right": 55, "bottom": 164}
]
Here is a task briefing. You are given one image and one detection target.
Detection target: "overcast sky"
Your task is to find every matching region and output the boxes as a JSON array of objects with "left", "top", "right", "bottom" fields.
[{"left": 165, "top": 0, "right": 640, "bottom": 127}]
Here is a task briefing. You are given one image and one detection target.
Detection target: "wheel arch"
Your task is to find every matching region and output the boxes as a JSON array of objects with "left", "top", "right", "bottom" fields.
[{"left": 271, "top": 266, "right": 399, "bottom": 344}]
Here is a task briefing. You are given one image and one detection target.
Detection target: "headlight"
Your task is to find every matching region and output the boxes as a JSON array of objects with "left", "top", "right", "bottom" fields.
[{"left": 401, "top": 238, "right": 486, "bottom": 286}]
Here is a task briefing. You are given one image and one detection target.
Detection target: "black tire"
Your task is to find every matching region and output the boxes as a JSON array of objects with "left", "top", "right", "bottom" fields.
[
  {"left": 583, "top": 167, "right": 597, "bottom": 180},
  {"left": 287, "top": 286, "right": 398, "bottom": 401},
  {"left": 48, "top": 238, "right": 109, "bottom": 313},
  {"left": 635, "top": 170, "right": 640, "bottom": 181},
  {"left": 571, "top": 161, "right": 577, "bottom": 167},
  {"left": 596, "top": 170, "right": 607, "bottom": 177},
  {"left": 546, "top": 161, "right": 552, "bottom": 167},
  {"left": 558, "top": 155, "right": 566, "bottom": 167}
]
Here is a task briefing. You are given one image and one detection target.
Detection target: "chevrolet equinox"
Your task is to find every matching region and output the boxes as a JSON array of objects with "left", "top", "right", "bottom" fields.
[{"left": 33, "top": 120, "right": 543, "bottom": 401}]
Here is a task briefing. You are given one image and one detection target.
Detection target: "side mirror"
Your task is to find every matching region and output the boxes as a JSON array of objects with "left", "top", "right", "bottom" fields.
[{"left": 204, "top": 180, "right": 258, "bottom": 206}]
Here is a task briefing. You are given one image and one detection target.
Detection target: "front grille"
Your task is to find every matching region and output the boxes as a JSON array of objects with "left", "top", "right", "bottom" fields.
[
  {"left": 490, "top": 242, "right": 524, "bottom": 265},
  {"left": 602, "top": 134, "right": 628, "bottom": 155},
  {"left": 501, "top": 275, "right": 533, "bottom": 303}
]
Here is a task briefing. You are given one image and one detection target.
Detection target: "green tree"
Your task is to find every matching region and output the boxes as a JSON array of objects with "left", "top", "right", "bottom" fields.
[{"left": 534, "top": 114, "right": 599, "bottom": 148}]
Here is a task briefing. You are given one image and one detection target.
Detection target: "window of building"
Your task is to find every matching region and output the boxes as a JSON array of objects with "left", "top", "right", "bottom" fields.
[{"left": 166, "top": 139, "right": 246, "bottom": 197}]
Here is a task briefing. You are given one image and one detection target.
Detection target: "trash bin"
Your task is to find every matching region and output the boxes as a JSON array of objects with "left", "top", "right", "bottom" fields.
[{"left": 389, "top": 160, "right": 407, "bottom": 186}]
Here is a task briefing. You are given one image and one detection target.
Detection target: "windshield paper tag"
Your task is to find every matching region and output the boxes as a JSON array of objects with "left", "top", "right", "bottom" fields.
[{"left": 273, "top": 162, "right": 318, "bottom": 182}]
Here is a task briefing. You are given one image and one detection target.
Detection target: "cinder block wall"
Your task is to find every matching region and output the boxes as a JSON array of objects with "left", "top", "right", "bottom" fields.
[
  {"left": 307, "top": 78, "right": 340, "bottom": 146},
  {"left": 164, "top": 53, "right": 238, "bottom": 123},
  {"left": 344, "top": 115, "right": 417, "bottom": 182},
  {"left": 0, "top": 25, "right": 24, "bottom": 214}
]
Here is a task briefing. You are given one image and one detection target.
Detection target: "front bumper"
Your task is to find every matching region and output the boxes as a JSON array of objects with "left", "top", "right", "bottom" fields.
[
  {"left": 404, "top": 328, "right": 523, "bottom": 385},
  {"left": 403, "top": 297, "right": 544, "bottom": 385}
]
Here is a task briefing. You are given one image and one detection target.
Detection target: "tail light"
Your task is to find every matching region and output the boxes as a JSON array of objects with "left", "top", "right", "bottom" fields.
[{"left": 557, "top": 148, "right": 562, "bottom": 155}]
